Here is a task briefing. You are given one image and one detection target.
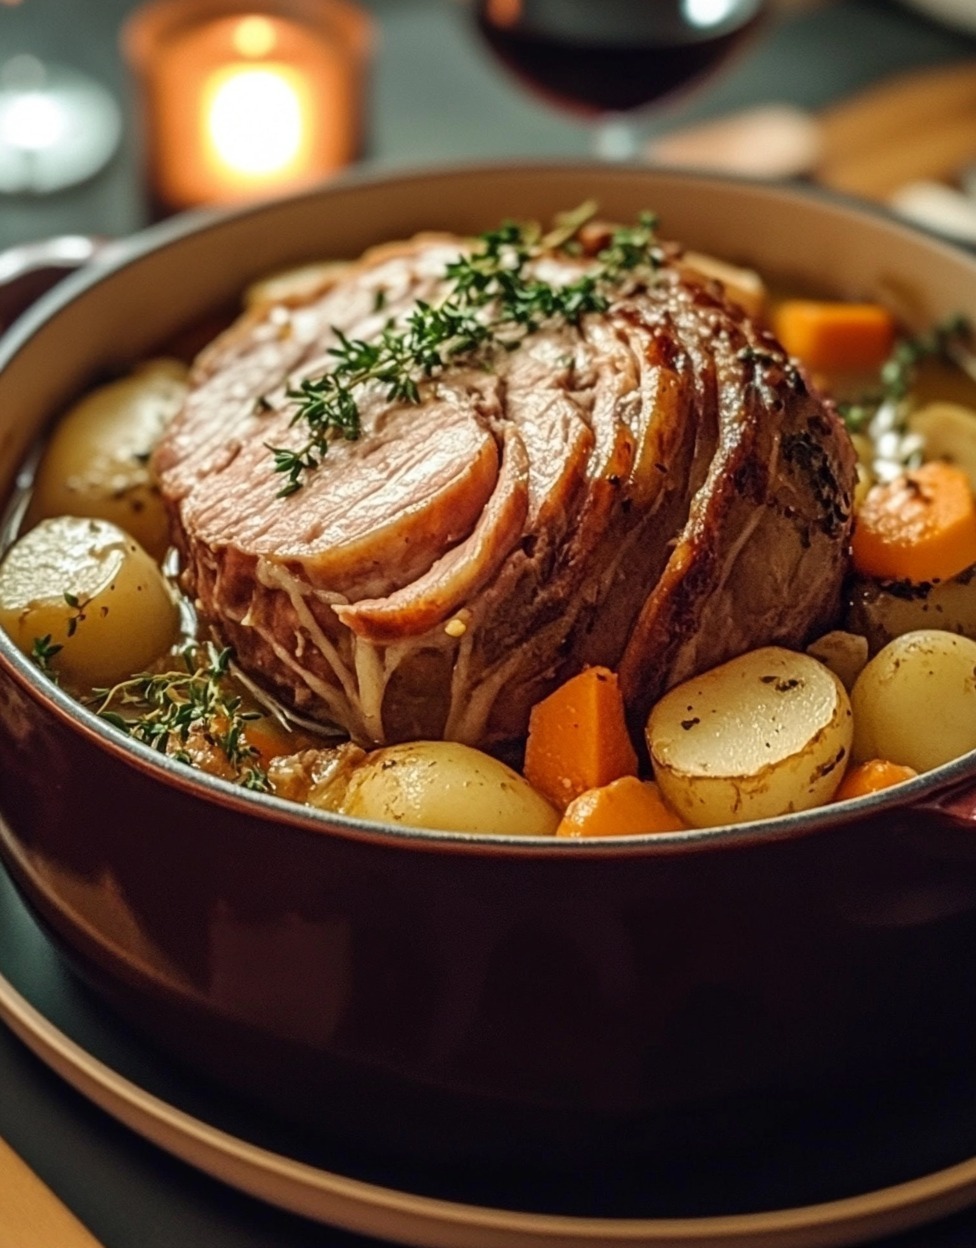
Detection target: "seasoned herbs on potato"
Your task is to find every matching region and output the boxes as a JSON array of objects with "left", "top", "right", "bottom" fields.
[
  {"left": 847, "top": 568, "right": 976, "bottom": 654},
  {"left": 0, "top": 515, "right": 179, "bottom": 689},
  {"left": 646, "top": 647, "right": 853, "bottom": 828}
]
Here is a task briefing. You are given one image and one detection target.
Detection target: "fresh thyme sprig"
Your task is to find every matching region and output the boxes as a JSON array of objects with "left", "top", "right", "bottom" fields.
[
  {"left": 267, "top": 207, "right": 661, "bottom": 495},
  {"left": 30, "top": 634, "right": 62, "bottom": 676},
  {"left": 28, "top": 592, "right": 89, "bottom": 679},
  {"left": 62, "top": 591, "right": 86, "bottom": 637},
  {"left": 839, "top": 313, "right": 972, "bottom": 434},
  {"left": 93, "top": 644, "right": 270, "bottom": 792}
]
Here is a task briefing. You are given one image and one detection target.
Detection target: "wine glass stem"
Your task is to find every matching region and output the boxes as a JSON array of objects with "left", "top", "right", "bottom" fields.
[{"left": 592, "top": 114, "right": 640, "bottom": 162}]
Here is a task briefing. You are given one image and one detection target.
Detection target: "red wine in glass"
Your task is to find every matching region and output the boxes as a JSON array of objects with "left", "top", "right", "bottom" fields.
[{"left": 475, "top": 0, "right": 766, "bottom": 157}]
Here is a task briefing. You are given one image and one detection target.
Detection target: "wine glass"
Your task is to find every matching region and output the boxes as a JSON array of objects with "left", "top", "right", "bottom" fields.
[
  {"left": 473, "top": 0, "right": 767, "bottom": 161},
  {"left": 0, "top": 0, "right": 122, "bottom": 194}
]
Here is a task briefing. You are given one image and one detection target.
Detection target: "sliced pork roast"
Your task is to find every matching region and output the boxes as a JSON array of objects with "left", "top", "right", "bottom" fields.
[{"left": 153, "top": 229, "right": 857, "bottom": 750}]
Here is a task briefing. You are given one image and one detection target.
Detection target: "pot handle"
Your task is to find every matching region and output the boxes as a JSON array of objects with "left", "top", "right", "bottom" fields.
[
  {"left": 912, "top": 778, "right": 976, "bottom": 828},
  {"left": 0, "top": 235, "right": 110, "bottom": 333}
]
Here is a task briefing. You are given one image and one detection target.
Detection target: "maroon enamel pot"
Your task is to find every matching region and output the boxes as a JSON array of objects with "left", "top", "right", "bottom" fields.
[{"left": 3, "top": 165, "right": 976, "bottom": 1180}]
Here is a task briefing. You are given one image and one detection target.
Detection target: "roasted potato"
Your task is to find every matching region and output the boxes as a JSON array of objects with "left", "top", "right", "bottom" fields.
[
  {"left": 679, "top": 251, "right": 766, "bottom": 321},
  {"left": 26, "top": 358, "right": 188, "bottom": 560},
  {"left": 850, "top": 629, "right": 976, "bottom": 771},
  {"left": 907, "top": 401, "right": 976, "bottom": 493},
  {"left": 0, "top": 515, "right": 180, "bottom": 689},
  {"left": 646, "top": 646, "right": 853, "bottom": 828},
  {"left": 806, "top": 629, "right": 870, "bottom": 692},
  {"left": 340, "top": 740, "right": 560, "bottom": 835},
  {"left": 244, "top": 260, "right": 351, "bottom": 310},
  {"left": 847, "top": 568, "right": 976, "bottom": 653}
]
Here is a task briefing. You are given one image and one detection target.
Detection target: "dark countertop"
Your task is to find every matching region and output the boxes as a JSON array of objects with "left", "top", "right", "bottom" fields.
[{"left": 3, "top": 2, "right": 976, "bottom": 1246}]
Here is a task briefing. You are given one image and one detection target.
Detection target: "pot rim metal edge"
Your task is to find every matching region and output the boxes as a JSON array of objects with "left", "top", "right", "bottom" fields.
[{"left": 2, "top": 157, "right": 975, "bottom": 856}]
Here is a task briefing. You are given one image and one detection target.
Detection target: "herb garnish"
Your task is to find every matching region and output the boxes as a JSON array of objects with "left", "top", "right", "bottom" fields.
[
  {"left": 62, "top": 591, "right": 86, "bottom": 638},
  {"left": 94, "top": 644, "right": 270, "bottom": 792},
  {"left": 28, "top": 591, "right": 91, "bottom": 678},
  {"left": 30, "top": 634, "right": 62, "bottom": 676},
  {"left": 268, "top": 205, "right": 661, "bottom": 495},
  {"left": 839, "top": 314, "right": 972, "bottom": 435}
]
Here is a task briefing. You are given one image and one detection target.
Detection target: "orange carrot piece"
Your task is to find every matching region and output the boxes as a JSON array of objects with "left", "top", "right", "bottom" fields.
[
  {"left": 524, "top": 666, "right": 638, "bottom": 810},
  {"left": 834, "top": 759, "right": 918, "bottom": 801},
  {"left": 851, "top": 460, "right": 976, "bottom": 582},
  {"left": 243, "top": 716, "right": 318, "bottom": 767},
  {"left": 556, "top": 776, "right": 687, "bottom": 838},
  {"left": 772, "top": 300, "right": 895, "bottom": 374}
]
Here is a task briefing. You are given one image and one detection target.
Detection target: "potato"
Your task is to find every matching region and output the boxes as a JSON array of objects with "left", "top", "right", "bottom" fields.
[
  {"left": 806, "top": 629, "right": 870, "bottom": 692},
  {"left": 0, "top": 516, "right": 180, "bottom": 689},
  {"left": 646, "top": 647, "right": 853, "bottom": 828},
  {"left": 907, "top": 401, "right": 976, "bottom": 493},
  {"left": 244, "top": 260, "right": 350, "bottom": 310},
  {"left": 26, "top": 359, "right": 188, "bottom": 559},
  {"left": 340, "top": 740, "right": 559, "bottom": 835},
  {"left": 678, "top": 251, "right": 766, "bottom": 321},
  {"left": 851, "top": 629, "right": 976, "bottom": 772},
  {"left": 847, "top": 568, "right": 976, "bottom": 654}
]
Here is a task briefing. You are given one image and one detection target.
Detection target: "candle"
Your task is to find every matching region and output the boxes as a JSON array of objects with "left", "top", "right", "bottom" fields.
[{"left": 123, "top": 0, "right": 371, "bottom": 215}]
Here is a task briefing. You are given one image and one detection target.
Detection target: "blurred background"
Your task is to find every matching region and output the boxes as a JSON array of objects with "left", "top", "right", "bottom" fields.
[{"left": 0, "top": 0, "right": 975, "bottom": 255}]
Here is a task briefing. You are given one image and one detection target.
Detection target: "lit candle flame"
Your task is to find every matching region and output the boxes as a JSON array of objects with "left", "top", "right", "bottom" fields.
[
  {"left": 206, "top": 65, "right": 304, "bottom": 177},
  {"left": 128, "top": 4, "right": 370, "bottom": 211}
]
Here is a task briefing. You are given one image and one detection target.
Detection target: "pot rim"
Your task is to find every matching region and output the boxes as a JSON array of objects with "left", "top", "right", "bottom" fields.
[{"left": 3, "top": 157, "right": 976, "bottom": 856}]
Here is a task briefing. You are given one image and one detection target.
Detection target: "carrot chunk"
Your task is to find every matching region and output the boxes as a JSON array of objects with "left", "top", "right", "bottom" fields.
[
  {"left": 851, "top": 461, "right": 976, "bottom": 582},
  {"left": 524, "top": 666, "right": 638, "bottom": 810},
  {"left": 243, "top": 716, "right": 318, "bottom": 767},
  {"left": 834, "top": 759, "right": 918, "bottom": 801},
  {"left": 773, "top": 300, "right": 895, "bottom": 374},
  {"left": 556, "top": 776, "right": 687, "bottom": 838}
]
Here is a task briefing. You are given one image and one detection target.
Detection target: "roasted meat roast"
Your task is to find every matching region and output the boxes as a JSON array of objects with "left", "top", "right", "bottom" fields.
[{"left": 153, "top": 226, "right": 857, "bottom": 750}]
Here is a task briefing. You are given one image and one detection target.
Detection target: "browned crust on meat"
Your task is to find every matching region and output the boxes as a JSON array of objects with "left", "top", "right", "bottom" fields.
[{"left": 155, "top": 232, "right": 856, "bottom": 749}]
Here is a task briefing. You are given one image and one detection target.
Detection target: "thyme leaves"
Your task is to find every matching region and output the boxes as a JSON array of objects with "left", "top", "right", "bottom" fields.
[
  {"left": 28, "top": 631, "right": 272, "bottom": 790},
  {"left": 27, "top": 591, "right": 91, "bottom": 678},
  {"left": 30, "top": 634, "right": 62, "bottom": 676},
  {"left": 839, "top": 314, "right": 972, "bottom": 435},
  {"left": 268, "top": 208, "right": 661, "bottom": 495},
  {"left": 837, "top": 314, "right": 973, "bottom": 484},
  {"left": 93, "top": 644, "right": 270, "bottom": 792}
]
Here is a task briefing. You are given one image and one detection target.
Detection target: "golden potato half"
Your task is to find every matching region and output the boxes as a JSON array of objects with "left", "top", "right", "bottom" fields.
[
  {"left": 647, "top": 646, "right": 853, "bottom": 828},
  {"left": 0, "top": 515, "right": 180, "bottom": 690}
]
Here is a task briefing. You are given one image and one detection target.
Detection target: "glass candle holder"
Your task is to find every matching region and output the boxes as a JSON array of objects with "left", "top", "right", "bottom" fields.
[{"left": 122, "top": 0, "right": 372, "bottom": 218}]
